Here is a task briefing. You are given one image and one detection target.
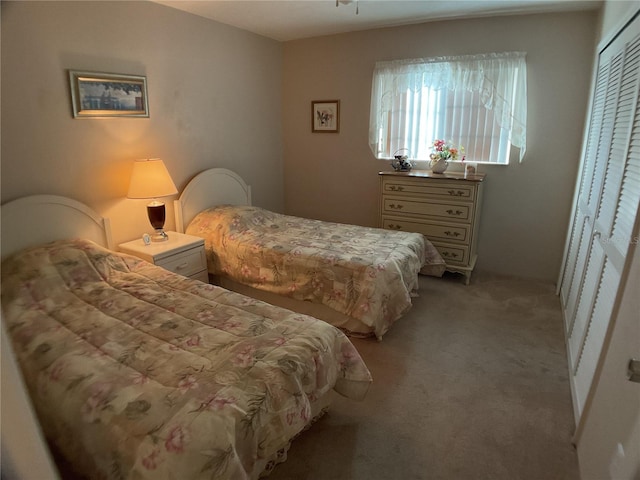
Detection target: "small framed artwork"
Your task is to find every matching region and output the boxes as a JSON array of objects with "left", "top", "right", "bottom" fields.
[
  {"left": 69, "top": 70, "right": 149, "bottom": 118},
  {"left": 464, "top": 161, "right": 478, "bottom": 178},
  {"left": 312, "top": 100, "right": 340, "bottom": 133}
]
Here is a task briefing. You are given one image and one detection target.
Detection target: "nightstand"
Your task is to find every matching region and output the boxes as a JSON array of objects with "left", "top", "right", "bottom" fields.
[{"left": 119, "top": 231, "right": 208, "bottom": 283}]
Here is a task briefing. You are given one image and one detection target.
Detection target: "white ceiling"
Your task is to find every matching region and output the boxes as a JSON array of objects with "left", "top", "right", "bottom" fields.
[{"left": 154, "top": 0, "right": 603, "bottom": 42}]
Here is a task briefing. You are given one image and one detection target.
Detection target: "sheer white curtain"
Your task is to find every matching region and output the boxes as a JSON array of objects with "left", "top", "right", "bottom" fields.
[{"left": 369, "top": 52, "right": 527, "bottom": 163}]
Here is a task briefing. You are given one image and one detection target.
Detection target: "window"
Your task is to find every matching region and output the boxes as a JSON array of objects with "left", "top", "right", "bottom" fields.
[{"left": 368, "top": 52, "right": 527, "bottom": 164}]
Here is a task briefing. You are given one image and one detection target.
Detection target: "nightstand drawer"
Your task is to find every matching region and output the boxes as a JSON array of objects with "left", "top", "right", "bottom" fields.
[
  {"left": 189, "top": 269, "right": 209, "bottom": 283},
  {"left": 155, "top": 246, "right": 207, "bottom": 277},
  {"left": 382, "top": 217, "right": 470, "bottom": 244}
]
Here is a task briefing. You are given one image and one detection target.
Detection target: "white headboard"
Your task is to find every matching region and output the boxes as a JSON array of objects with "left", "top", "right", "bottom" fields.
[
  {"left": 174, "top": 168, "right": 252, "bottom": 233},
  {"left": 1, "top": 195, "right": 113, "bottom": 259}
]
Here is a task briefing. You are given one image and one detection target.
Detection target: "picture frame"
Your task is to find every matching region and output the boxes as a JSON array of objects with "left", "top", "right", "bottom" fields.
[
  {"left": 311, "top": 100, "right": 340, "bottom": 133},
  {"left": 464, "top": 161, "right": 478, "bottom": 178},
  {"left": 69, "top": 70, "right": 149, "bottom": 118}
]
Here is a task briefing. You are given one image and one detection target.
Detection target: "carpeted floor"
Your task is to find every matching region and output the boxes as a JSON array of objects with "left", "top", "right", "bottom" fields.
[{"left": 270, "top": 271, "right": 581, "bottom": 480}]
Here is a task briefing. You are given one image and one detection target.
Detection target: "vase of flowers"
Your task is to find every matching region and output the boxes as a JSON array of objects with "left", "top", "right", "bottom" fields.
[{"left": 429, "top": 139, "right": 465, "bottom": 174}]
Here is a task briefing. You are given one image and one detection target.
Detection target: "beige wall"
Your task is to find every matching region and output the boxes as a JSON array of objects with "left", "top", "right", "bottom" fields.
[
  {"left": 282, "top": 10, "right": 598, "bottom": 281},
  {"left": 1, "top": 1, "right": 283, "bottom": 247}
]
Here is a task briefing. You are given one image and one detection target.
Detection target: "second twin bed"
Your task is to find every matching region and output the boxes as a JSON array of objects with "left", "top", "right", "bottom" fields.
[{"left": 175, "top": 168, "right": 445, "bottom": 340}]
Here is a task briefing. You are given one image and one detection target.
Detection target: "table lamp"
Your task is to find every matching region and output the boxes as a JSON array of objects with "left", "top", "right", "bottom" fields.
[{"left": 127, "top": 158, "right": 178, "bottom": 242}]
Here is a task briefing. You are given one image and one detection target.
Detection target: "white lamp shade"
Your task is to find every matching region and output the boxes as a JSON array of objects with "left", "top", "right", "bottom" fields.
[{"left": 127, "top": 158, "right": 178, "bottom": 199}]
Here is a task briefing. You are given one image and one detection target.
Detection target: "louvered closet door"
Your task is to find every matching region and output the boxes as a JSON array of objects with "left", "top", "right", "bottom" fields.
[{"left": 559, "top": 15, "right": 640, "bottom": 420}]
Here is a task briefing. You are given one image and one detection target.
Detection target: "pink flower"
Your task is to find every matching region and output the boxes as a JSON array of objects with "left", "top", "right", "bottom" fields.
[
  {"left": 48, "top": 362, "right": 65, "bottom": 382},
  {"left": 329, "top": 289, "right": 344, "bottom": 300},
  {"left": 286, "top": 411, "right": 297, "bottom": 425},
  {"left": 197, "top": 310, "right": 217, "bottom": 322},
  {"left": 131, "top": 373, "right": 149, "bottom": 385},
  {"left": 165, "top": 425, "right": 190, "bottom": 453},
  {"left": 178, "top": 375, "right": 199, "bottom": 392},
  {"left": 233, "top": 345, "right": 255, "bottom": 367},
  {"left": 199, "top": 394, "right": 236, "bottom": 411},
  {"left": 300, "top": 406, "right": 310, "bottom": 422},
  {"left": 142, "top": 448, "right": 161, "bottom": 470},
  {"left": 222, "top": 319, "right": 242, "bottom": 330},
  {"left": 185, "top": 335, "right": 201, "bottom": 347},
  {"left": 81, "top": 382, "right": 112, "bottom": 420}
]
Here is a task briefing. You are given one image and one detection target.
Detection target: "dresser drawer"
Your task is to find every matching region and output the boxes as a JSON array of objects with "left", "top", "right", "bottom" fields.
[
  {"left": 383, "top": 178, "right": 475, "bottom": 200},
  {"left": 155, "top": 246, "right": 207, "bottom": 277},
  {"left": 382, "top": 217, "right": 471, "bottom": 244},
  {"left": 382, "top": 196, "right": 472, "bottom": 222},
  {"left": 432, "top": 242, "right": 469, "bottom": 266}
]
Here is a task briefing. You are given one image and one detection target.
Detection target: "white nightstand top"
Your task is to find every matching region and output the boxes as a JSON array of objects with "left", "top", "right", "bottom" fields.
[{"left": 119, "top": 231, "right": 205, "bottom": 262}]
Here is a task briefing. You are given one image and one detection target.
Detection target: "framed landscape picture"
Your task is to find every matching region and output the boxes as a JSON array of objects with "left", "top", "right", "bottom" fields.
[
  {"left": 69, "top": 70, "right": 149, "bottom": 118},
  {"left": 311, "top": 100, "right": 340, "bottom": 133}
]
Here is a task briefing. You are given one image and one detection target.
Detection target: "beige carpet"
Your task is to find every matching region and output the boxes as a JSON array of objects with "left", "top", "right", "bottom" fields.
[{"left": 270, "top": 271, "right": 581, "bottom": 480}]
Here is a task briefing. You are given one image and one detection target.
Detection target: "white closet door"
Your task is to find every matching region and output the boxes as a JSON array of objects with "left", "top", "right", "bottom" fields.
[
  {"left": 560, "top": 16, "right": 640, "bottom": 420},
  {"left": 560, "top": 63, "right": 610, "bottom": 320}
]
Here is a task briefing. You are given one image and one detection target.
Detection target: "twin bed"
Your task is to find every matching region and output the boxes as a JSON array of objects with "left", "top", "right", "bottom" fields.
[
  {"left": 1, "top": 195, "right": 372, "bottom": 480},
  {"left": 2, "top": 169, "right": 443, "bottom": 478},
  {"left": 175, "top": 168, "right": 445, "bottom": 340}
]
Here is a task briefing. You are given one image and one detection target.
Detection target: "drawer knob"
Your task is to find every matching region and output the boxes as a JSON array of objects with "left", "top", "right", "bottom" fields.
[
  {"left": 444, "top": 231, "right": 461, "bottom": 237},
  {"left": 448, "top": 190, "right": 465, "bottom": 196},
  {"left": 442, "top": 251, "right": 459, "bottom": 258},
  {"left": 176, "top": 262, "right": 189, "bottom": 270},
  {"left": 389, "top": 185, "right": 405, "bottom": 191},
  {"left": 389, "top": 203, "right": 404, "bottom": 210},
  {"left": 388, "top": 224, "right": 403, "bottom": 230},
  {"left": 446, "top": 209, "right": 464, "bottom": 216}
]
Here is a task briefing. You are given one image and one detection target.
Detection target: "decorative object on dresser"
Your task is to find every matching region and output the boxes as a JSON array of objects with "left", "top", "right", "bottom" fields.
[
  {"left": 379, "top": 169, "right": 485, "bottom": 285},
  {"left": 391, "top": 148, "right": 413, "bottom": 172},
  {"left": 127, "top": 158, "right": 178, "bottom": 242},
  {"left": 119, "top": 231, "right": 208, "bottom": 283},
  {"left": 429, "top": 139, "right": 465, "bottom": 175}
]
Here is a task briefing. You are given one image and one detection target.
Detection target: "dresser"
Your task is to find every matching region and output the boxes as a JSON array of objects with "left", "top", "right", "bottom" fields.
[
  {"left": 379, "top": 170, "right": 485, "bottom": 284},
  {"left": 119, "top": 231, "right": 209, "bottom": 283}
]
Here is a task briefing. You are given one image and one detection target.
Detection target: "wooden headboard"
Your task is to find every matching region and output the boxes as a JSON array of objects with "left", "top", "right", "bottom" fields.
[
  {"left": 174, "top": 168, "right": 252, "bottom": 233},
  {"left": 1, "top": 195, "right": 113, "bottom": 259}
]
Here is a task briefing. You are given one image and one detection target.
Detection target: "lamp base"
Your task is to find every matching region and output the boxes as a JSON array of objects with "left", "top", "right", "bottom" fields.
[
  {"left": 150, "top": 230, "right": 169, "bottom": 242},
  {"left": 147, "top": 202, "right": 168, "bottom": 242}
]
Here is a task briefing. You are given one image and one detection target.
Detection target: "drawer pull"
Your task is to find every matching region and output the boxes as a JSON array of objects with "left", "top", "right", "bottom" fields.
[
  {"left": 446, "top": 209, "right": 464, "bottom": 216},
  {"left": 388, "top": 224, "right": 403, "bottom": 230},
  {"left": 444, "top": 231, "right": 461, "bottom": 237},
  {"left": 442, "top": 251, "right": 459, "bottom": 258},
  {"left": 389, "top": 185, "right": 405, "bottom": 191},
  {"left": 175, "top": 262, "right": 189, "bottom": 270},
  {"left": 448, "top": 190, "right": 465, "bottom": 196},
  {"left": 389, "top": 203, "right": 404, "bottom": 210}
]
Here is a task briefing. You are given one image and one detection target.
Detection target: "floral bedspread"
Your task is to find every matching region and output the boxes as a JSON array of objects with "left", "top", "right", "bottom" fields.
[
  {"left": 1, "top": 239, "right": 372, "bottom": 480},
  {"left": 186, "top": 205, "right": 445, "bottom": 339}
]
